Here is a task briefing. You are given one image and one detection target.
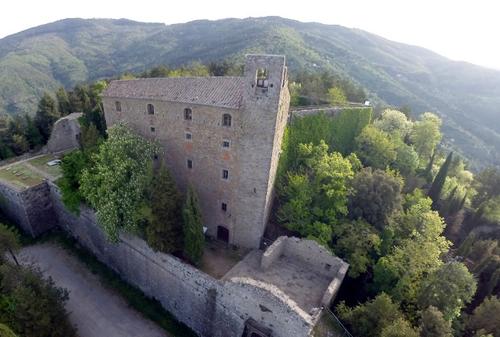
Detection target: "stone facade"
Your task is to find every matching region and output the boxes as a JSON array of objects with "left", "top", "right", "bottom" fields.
[
  {"left": 102, "top": 54, "right": 290, "bottom": 249},
  {"left": 46, "top": 112, "right": 82, "bottom": 153}
]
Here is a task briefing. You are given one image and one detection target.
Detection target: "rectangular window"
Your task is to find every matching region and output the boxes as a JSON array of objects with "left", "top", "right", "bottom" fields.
[
  {"left": 222, "top": 139, "right": 230, "bottom": 148},
  {"left": 150, "top": 127, "right": 155, "bottom": 133},
  {"left": 185, "top": 132, "right": 192, "bottom": 140},
  {"left": 222, "top": 169, "right": 229, "bottom": 180},
  {"left": 115, "top": 101, "right": 122, "bottom": 112},
  {"left": 187, "top": 159, "right": 193, "bottom": 169},
  {"left": 221, "top": 202, "right": 227, "bottom": 212}
]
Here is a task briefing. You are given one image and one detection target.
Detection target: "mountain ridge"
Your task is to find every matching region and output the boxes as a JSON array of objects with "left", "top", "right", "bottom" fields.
[{"left": 0, "top": 16, "right": 499, "bottom": 168}]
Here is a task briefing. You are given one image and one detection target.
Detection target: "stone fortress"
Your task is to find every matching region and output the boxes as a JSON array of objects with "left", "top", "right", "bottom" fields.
[
  {"left": 102, "top": 54, "right": 289, "bottom": 249},
  {"left": 0, "top": 54, "right": 348, "bottom": 337}
]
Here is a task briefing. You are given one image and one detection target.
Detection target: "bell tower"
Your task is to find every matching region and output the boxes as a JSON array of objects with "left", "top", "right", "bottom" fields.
[{"left": 232, "top": 55, "right": 290, "bottom": 248}]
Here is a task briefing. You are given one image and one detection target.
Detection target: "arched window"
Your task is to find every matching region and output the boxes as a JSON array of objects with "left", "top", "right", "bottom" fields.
[
  {"left": 184, "top": 108, "right": 192, "bottom": 120},
  {"left": 147, "top": 104, "right": 155, "bottom": 115},
  {"left": 222, "top": 113, "right": 232, "bottom": 127}
]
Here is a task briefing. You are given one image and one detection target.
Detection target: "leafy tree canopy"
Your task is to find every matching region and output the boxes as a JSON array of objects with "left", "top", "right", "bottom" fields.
[
  {"left": 355, "top": 125, "right": 397, "bottom": 169},
  {"left": 80, "top": 124, "right": 159, "bottom": 240}
]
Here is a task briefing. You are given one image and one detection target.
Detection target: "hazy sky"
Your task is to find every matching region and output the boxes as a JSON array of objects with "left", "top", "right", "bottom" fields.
[{"left": 1, "top": 0, "right": 499, "bottom": 69}]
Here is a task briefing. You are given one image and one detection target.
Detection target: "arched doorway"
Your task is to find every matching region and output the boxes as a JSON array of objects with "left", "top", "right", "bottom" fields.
[{"left": 217, "top": 225, "right": 229, "bottom": 243}]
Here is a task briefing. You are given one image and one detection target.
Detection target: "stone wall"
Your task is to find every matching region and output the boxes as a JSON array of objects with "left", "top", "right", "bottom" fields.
[
  {"left": 47, "top": 113, "right": 82, "bottom": 153},
  {"left": 260, "top": 236, "right": 286, "bottom": 270},
  {"left": 283, "top": 237, "right": 348, "bottom": 279},
  {"left": 0, "top": 181, "right": 56, "bottom": 236},
  {"left": 48, "top": 182, "right": 315, "bottom": 337}
]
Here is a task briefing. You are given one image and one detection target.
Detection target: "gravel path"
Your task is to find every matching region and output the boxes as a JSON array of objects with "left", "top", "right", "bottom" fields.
[{"left": 19, "top": 243, "right": 168, "bottom": 337}]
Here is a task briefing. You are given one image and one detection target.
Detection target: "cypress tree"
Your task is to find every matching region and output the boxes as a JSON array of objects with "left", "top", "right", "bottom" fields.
[
  {"left": 428, "top": 152, "right": 453, "bottom": 207},
  {"left": 35, "top": 93, "right": 59, "bottom": 142},
  {"left": 182, "top": 186, "right": 204, "bottom": 265},
  {"left": 24, "top": 115, "right": 43, "bottom": 148},
  {"left": 56, "top": 87, "right": 72, "bottom": 116},
  {"left": 145, "top": 166, "right": 184, "bottom": 254},
  {"left": 423, "top": 150, "right": 436, "bottom": 183}
]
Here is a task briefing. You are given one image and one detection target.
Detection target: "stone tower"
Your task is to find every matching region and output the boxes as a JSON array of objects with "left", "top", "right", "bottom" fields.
[
  {"left": 101, "top": 54, "right": 290, "bottom": 249},
  {"left": 231, "top": 55, "right": 290, "bottom": 247}
]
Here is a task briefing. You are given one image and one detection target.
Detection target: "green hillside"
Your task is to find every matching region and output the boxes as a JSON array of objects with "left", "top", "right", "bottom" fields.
[{"left": 1, "top": 17, "right": 499, "bottom": 168}]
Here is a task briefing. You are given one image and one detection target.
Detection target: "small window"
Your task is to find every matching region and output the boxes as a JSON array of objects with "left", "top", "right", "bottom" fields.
[
  {"left": 222, "top": 139, "right": 230, "bottom": 148},
  {"left": 221, "top": 202, "right": 227, "bottom": 212},
  {"left": 256, "top": 68, "right": 269, "bottom": 88},
  {"left": 115, "top": 101, "right": 122, "bottom": 112},
  {"left": 147, "top": 104, "right": 155, "bottom": 115},
  {"left": 184, "top": 108, "right": 192, "bottom": 120},
  {"left": 222, "top": 114, "right": 232, "bottom": 127},
  {"left": 185, "top": 132, "right": 192, "bottom": 140},
  {"left": 222, "top": 169, "right": 229, "bottom": 180},
  {"left": 187, "top": 159, "right": 193, "bottom": 169},
  {"left": 153, "top": 154, "right": 158, "bottom": 160},
  {"left": 150, "top": 127, "right": 155, "bottom": 133}
]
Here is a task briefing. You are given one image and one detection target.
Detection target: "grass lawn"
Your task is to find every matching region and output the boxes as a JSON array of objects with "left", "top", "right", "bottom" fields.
[
  {"left": 27, "top": 154, "right": 62, "bottom": 177},
  {"left": 0, "top": 163, "right": 44, "bottom": 189}
]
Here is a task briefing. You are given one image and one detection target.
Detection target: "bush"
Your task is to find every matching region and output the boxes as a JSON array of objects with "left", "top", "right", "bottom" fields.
[{"left": 0, "top": 264, "right": 76, "bottom": 337}]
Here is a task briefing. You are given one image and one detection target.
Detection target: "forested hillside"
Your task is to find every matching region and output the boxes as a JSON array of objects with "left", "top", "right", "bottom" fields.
[{"left": 1, "top": 17, "right": 500, "bottom": 167}]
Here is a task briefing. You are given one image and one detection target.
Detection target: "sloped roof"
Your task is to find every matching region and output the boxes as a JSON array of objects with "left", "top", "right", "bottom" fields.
[{"left": 103, "top": 77, "right": 245, "bottom": 109}]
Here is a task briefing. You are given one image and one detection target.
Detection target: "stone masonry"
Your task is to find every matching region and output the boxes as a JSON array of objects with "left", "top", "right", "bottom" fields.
[{"left": 102, "top": 54, "right": 290, "bottom": 248}]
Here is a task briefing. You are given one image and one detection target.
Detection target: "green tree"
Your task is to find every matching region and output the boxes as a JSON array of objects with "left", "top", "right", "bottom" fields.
[
  {"left": 374, "top": 203, "right": 450, "bottom": 303},
  {"left": 472, "top": 167, "right": 500, "bottom": 208},
  {"left": 337, "top": 293, "right": 404, "bottom": 337},
  {"left": 410, "top": 112, "right": 442, "bottom": 161},
  {"left": 0, "top": 224, "right": 20, "bottom": 266},
  {"left": 79, "top": 122, "right": 101, "bottom": 151},
  {"left": 145, "top": 166, "right": 184, "bottom": 254},
  {"left": 55, "top": 87, "right": 71, "bottom": 116},
  {"left": 331, "top": 219, "right": 381, "bottom": 277},
  {"left": 417, "top": 262, "right": 477, "bottom": 321},
  {"left": 182, "top": 186, "right": 204, "bottom": 265},
  {"left": 0, "top": 265, "right": 76, "bottom": 337},
  {"left": 348, "top": 168, "right": 403, "bottom": 230},
  {"left": 466, "top": 296, "right": 500, "bottom": 337},
  {"left": 58, "top": 150, "right": 91, "bottom": 214},
  {"left": 34, "top": 93, "right": 59, "bottom": 142},
  {"left": 80, "top": 124, "right": 158, "bottom": 240},
  {"left": 393, "top": 140, "right": 419, "bottom": 177},
  {"left": 278, "top": 141, "right": 355, "bottom": 245},
  {"left": 380, "top": 318, "right": 419, "bottom": 337},
  {"left": 355, "top": 125, "right": 397, "bottom": 169},
  {"left": 419, "top": 306, "right": 453, "bottom": 337},
  {"left": 373, "top": 109, "right": 413, "bottom": 139},
  {"left": 10, "top": 134, "right": 29, "bottom": 155},
  {"left": 428, "top": 152, "right": 453, "bottom": 207},
  {"left": 23, "top": 115, "right": 43, "bottom": 148},
  {"left": 327, "top": 86, "right": 347, "bottom": 105}
]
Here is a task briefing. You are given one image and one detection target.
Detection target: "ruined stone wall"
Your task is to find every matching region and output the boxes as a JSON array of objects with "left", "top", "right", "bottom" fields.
[
  {"left": 284, "top": 237, "right": 347, "bottom": 279},
  {"left": 215, "top": 277, "right": 314, "bottom": 337},
  {"left": 47, "top": 114, "right": 82, "bottom": 153},
  {"left": 0, "top": 182, "right": 56, "bottom": 236},
  {"left": 260, "top": 236, "right": 286, "bottom": 270}
]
